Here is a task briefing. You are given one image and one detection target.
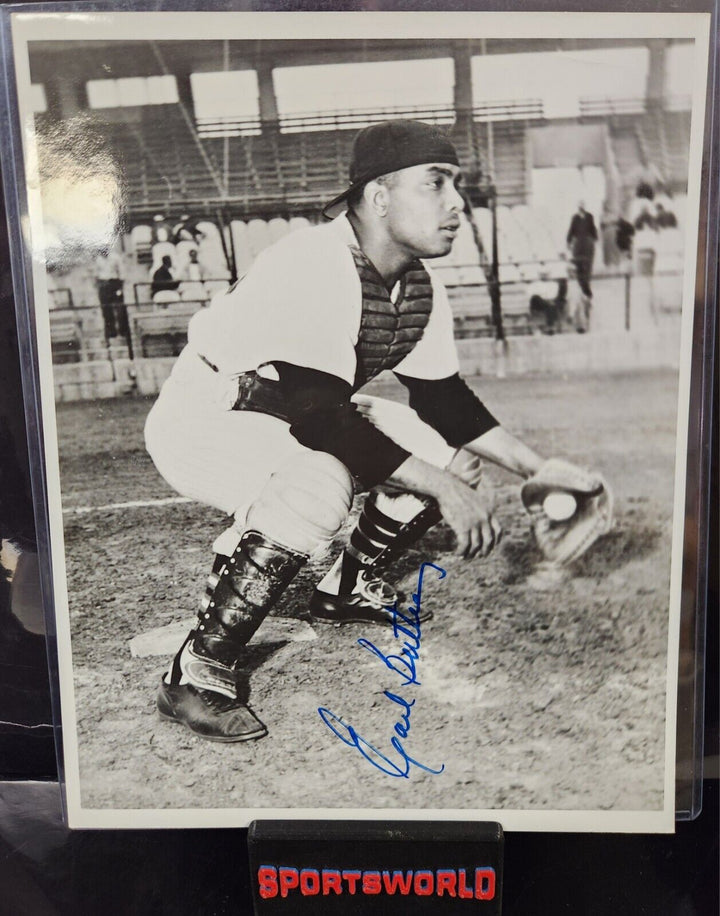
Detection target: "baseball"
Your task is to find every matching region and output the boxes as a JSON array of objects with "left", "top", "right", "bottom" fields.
[{"left": 543, "top": 492, "right": 577, "bottom": 521}]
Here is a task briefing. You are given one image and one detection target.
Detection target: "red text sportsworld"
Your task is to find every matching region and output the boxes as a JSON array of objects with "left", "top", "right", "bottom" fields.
[{"left": 258, "top": 866, "right": 496, "bottom": 900}]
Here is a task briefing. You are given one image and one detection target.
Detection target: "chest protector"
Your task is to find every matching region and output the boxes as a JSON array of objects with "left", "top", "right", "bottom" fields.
[{"left": 349, "top": 245, "right": 433, "bottom": 389}]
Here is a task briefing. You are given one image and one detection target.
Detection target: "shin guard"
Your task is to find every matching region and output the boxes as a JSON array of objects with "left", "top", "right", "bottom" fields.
[
  {"left": 176, "top": 531, "right": 307, "bottom": 698},
  {"left": 338, "top": 491, "right": 442, "bottom": 595}
]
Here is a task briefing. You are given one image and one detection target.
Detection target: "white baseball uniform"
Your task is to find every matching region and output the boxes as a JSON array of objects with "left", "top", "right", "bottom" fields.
[{"left": 145, "top": 214, "right": 472, "bottom": 528}]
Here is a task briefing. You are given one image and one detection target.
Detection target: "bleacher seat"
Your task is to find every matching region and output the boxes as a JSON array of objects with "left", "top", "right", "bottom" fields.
[
  {"left": 175, "top": 239, "right": 197, "bottom": 269},
  {"left": 461, "top": 266, "right": 487, "bottom": 286},
  {"left": 288, "top": 217, "right": 312, "bottom": 234},
  {"left": 151, "top": 289, "right": 181, "bottom": 305},
  {"left": 520, "top": 263, "right": 540, "bottom": 282},
  {"left": 50, "top": 311, "right": 84, "bottom": 364},
  {"left": 498, "top": 263, "right": 522, "bottom": 284},
  {"left": 131, "top": 225, "right": 153, "bottom": 263},
  {"left": 204, "top": 279, "right": 231, "bottom": 299},
  {"left": 471, "top": 208, "right": 493, "bottom": 242},
  {"left": 544, "top": 259, "right": 569, "bottom": 280},
  {"left": 180, "top": 282, "right": 206, "bottom": 301},
  {"left": 267, "top": 217, "right": 290, "bottom": 244},
  {"left": 247, "top": 218, "right": 272, "bottom": 258},
  {"left": 453, "top": 266, "right": 486, "bottom": 286},
  {"left": 126, "top": 302, "right": 198, "bottom": 358},
  {"left": 197, "top": 223, "right": 230, "bottom": 279},
  {"left": 151, "top": 241, "right": 177, "bottom": 270},
  {"left": 434, "top": 266, "right": 463, "bottom": 287},
  {"left": 231, "top": 221, "right": 254, "bottom": 274}
]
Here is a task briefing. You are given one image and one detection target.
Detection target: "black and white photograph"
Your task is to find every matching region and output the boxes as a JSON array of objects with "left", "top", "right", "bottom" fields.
[{"left": 5, "top": 8, "right": 711, "bottom": 829}]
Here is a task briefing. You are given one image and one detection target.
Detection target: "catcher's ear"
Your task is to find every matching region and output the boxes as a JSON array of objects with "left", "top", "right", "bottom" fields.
[{"left": 364, "top": 179, "right": 389, "bottom": 217}]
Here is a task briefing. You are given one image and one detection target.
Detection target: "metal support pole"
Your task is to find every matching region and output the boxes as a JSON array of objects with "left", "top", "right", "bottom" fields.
[
  {"left": 489, "top": 195, "right": 505, "bottom": 342},
  {"left": 624, "top": 271, "right": 631, "bottom": 330},
  {"left": 216, "top": 209, "right": 238, "bottom": 284}
]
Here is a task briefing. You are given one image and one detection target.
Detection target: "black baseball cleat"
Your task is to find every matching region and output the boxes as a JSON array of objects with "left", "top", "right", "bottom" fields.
[
  {"left": 309, "top": 572, "right": 432, "bottom": 627},
  {"left": 156, "top": 680, "right": 267, "bottom": 743}
]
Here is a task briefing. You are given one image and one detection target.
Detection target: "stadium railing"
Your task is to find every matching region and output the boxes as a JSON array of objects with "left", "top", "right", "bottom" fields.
[
  {"left": 125, "top": 301, "right": 203, "bottom": 359},
  {"left": 48, "top": 288, "right": 74, "bottom": 309},
  {"left": 579, "top": 95, "right": 692, "bottom": 117},
  {"left": 49, "top": 311, "right": 84, "bottom": 364},
  {"left": 196, "top": 100, "right": 545, "bottom": 137},
  {"left": 111, "top": 100, "right": 546, "bottom": 215},
  {"left": 48, "top": 264, "right": 684, "bottom": 368}
]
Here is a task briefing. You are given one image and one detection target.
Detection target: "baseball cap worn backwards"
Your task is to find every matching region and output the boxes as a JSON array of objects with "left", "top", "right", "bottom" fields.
[{"left": 322, "top": 119, "right": 460, "bottom": 219}]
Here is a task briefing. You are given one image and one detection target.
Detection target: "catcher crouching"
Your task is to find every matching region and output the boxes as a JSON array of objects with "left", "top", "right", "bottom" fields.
[{"left": 144, "top": 120, "right": 611, "bottom": 743}]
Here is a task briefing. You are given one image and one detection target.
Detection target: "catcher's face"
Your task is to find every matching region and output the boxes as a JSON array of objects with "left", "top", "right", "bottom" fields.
[{"left": 382, "top": 163, "right": 464, "bottom": 260}]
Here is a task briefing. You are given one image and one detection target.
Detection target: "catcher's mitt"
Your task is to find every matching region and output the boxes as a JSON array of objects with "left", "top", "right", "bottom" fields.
[{"left": 521, "top": 458, "right": 613, "bottom": 565}]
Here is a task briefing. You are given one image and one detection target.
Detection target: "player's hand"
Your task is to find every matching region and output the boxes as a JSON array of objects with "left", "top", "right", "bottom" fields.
[
  {"left": 521, "top": 458, "right": 613, "bottom": 565},
  {"left": 436, "top": 476, "right": 502, "bottom": 559}
]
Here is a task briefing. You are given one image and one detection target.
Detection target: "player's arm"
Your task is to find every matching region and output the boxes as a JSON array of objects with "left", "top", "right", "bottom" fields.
[
  {"left": 461, "top": 425, "right": 543, "bottom": 479},
  {"left": 276, "top": 362, "right": 410, "bottom": 490},
  {"left": 395, "top": 372, "right": 610, "bottom": 560},
  {"left": 279, "top": 363, "right": 498, "bottom": 558},
  {"left": 385, "top": 454, "right": 500, "bottom": 559},
  {"left": 395, "top": 371, "right": 542, "bottom": 479}
]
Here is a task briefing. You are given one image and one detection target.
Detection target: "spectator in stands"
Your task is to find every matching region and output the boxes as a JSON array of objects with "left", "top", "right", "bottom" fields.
[
  {"left": 528, "top": 268, "right": 565, "bottom": 335},
  {"left": 151, "top": 255, "right": 181, "bottom": 305},
  {"left": 180, "top": 249, "right": 209, "bottom": 302},
  {"left": 633, "top": 207, "right": 656, "bottom": 231},
  {"left": 151, "top": 215, "right": 172, "bottom": 245},
  {"left": 183, "top": 249, "right": 207, "bottom": 282},
  {"left": 634, "top": 217, "right": 658, "bottom": 273},
  {"left": 653, "top": 183, "right": 673, "bottom": 210},
  {"left": 628, "top": 182, "right": 656, "bottom": 230},
  {"left": 655, "top": 201, "right": 678, "bottom": 229},
  {"left": 566, "top": 201, "right": 597, "bottom": 299},
  {"left": 95, "top": 247, "right": 126, "bottom": 340},
  {"left": 635, "top": 180, "right": 654, "bottom": 201},
  {"left": 601, "top": 204, "right": 621, "bottom": 267},
  {"left": 172, "top": 217, "right": 205, "bottom": 246},
  {"left": 615, "top": 217, "right": 635, "bottom": 258},
  {"left": 567, "top": 263, "right": 592, "bottom": 334}
]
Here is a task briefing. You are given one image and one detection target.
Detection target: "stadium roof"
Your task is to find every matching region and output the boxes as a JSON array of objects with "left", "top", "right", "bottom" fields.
[{"left": 29, "top": 37, "right": 690, "bottom": 83}]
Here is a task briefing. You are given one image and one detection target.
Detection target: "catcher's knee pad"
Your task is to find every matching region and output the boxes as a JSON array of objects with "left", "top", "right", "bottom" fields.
[{"left": 245, "top": 451, "right": 353, "bottom": 556}]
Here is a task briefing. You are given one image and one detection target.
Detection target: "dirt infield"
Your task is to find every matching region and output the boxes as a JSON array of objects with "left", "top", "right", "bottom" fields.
[{"left": 56, "top": 369, "right": 678, "bottom": 818}]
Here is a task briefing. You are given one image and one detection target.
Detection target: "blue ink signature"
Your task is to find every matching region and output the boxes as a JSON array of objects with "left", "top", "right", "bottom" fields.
[{"left": 318, "top": 562, "right": 447, "bottom": 778}]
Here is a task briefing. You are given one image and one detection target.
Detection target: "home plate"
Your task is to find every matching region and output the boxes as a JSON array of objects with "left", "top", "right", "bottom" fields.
[{"left": 129, "top": 617, "right": 317, "bottom": 658}]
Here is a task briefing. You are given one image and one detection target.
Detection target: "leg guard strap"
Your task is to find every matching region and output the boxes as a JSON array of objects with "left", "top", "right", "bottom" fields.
[
  {"left": 178, "top": 530, "right": 307, "bottom": 697},
  {"left": 338, "top": 492, "right": 441, "bottom": 596}
]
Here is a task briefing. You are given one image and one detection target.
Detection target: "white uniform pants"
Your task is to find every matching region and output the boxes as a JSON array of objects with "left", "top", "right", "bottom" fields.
[{"left": 144, "top": 347, "right": 457, "bottom": 526}]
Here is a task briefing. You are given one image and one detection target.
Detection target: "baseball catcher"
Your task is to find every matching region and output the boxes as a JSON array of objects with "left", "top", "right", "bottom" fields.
[{"left": 145, "top": 120, "right": 611, "bottom": 743}]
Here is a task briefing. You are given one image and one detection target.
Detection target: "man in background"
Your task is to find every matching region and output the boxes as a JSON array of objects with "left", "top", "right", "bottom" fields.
[
  {"left": 566, "top": 201, "right": 598, "bottom": 299},
  {"left": 150, "top": 255, "right": 181, "bottom": 304},
  {"left": 528, "top": 267, "right": 567, "bottom": 335},
  {"left": 95, "top": 247, "right": 126, "bottom": 340}
]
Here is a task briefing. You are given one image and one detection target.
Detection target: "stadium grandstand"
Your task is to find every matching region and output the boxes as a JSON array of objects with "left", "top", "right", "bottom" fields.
[{"left": 28, "top": 38, "right": 694, "bottom": 399}]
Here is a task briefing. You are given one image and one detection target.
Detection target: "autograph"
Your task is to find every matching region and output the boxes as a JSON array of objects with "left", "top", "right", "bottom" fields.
[{"left": 318, "top": 562, "right": 447, "bottom": 778}]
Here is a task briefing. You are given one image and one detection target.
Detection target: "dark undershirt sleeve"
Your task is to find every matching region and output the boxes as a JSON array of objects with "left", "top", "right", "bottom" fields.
[
  {"left": 274, "top": 362, "right": 410, "bottom": 489},
  {"left": 395, "top": 372, "right": 500, "bottom": 448}
]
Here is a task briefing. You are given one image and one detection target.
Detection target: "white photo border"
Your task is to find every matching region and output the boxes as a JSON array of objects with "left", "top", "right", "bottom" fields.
[{"left": 4, "top": 6, "right": 714, "bottom": 831}]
